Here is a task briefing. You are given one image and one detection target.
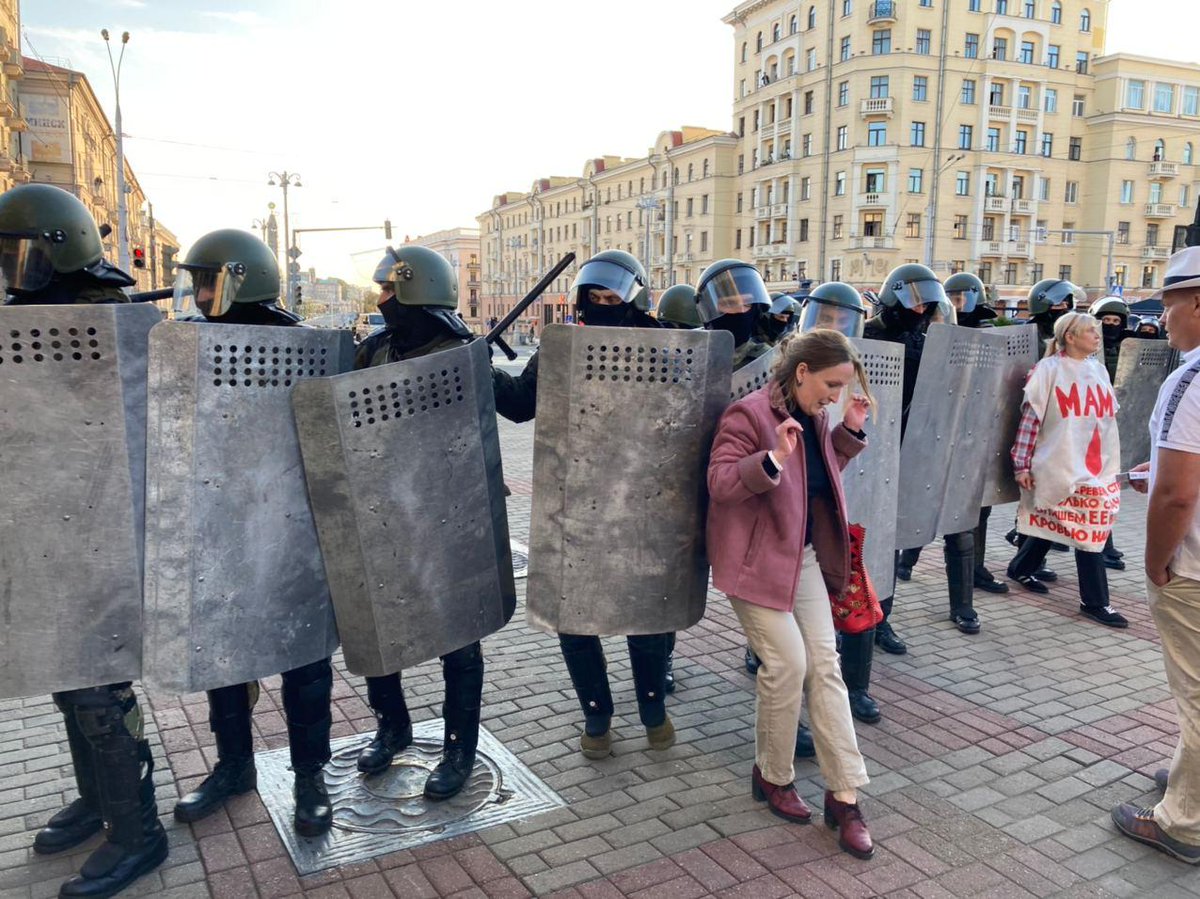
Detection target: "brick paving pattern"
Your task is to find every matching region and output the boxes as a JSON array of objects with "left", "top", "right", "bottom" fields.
[{"left": 2, "top": 398, "right": 1199, "bottom": 897}]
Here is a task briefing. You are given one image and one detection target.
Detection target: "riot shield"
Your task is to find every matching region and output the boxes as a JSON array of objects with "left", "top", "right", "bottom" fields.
[
  {"left": 980, "top": 325, "right": 1041, "bottom": 507},
  {"left": 0, "top": 304, "right": 158, "bottom": 698},
  {"left": 143, "top": 321, "right": 354, "bottom": 693},
  {"left": 729, "top": 345, "right": 780, "bottom": 401},
  {"left": 291, "top": 340, "right": 515, "bottom": 677},
  {"left": 829, "top": 339, "right": 904, "bottom": 600},
  {"left": 895, "top": 325, "right": 1007, "bottom": 549},
  {"left": 527, "top": 324, "right": 734, "bottom": 635},
  {"left": 1114, "top": 338, "right": 1177, "bottom": 471}
]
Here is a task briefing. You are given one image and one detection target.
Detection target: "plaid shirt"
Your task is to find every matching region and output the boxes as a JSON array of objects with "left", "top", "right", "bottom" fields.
[{"left": 1010, "top": 403, "right": 1040, "bottom": 474}]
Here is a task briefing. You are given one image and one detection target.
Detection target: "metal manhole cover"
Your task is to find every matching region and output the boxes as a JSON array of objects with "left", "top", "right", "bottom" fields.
[
  {"left": 511, "top": 539, "right": 529, "bottom": 580},
  {"left": 255, "top": 720, "right": 563, "bottom": 875}
]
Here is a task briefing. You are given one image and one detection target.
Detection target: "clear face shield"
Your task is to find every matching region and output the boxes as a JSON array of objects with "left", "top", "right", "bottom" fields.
[
  {"left": 173, "top": 262, "right": 246, "bottom": 319},
  {"left": 891, "top": 277, "right": 949, "bottom": 312},
  {"left": 1045, "top": 281, "right": 1087, "bottom": 309},
  {"left": 799, "top": 299, "right": 865, "bottom": 338},
  {"left": 0, "top": 230, "right": 60, "bottom": 295},
  {"left": 948, "top": 286, "right": 980, "bottom": 314},
  {"left": 568, "top": 259, "right": 642, "bottom": 305},
  {"left": 696, "top": 267, "right": 770, "bottom": 323}
]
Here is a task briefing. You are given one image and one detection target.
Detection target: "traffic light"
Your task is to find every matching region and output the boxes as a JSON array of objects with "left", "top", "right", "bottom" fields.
[
  {"left": 384, "top": 218, "right": 392, "bottom": 240},
  {"left": 294, "top": 282, "right": 303, "bottom": 308},
  {"left": 132, "top": 246, "right": 146, "bottom": 268}
]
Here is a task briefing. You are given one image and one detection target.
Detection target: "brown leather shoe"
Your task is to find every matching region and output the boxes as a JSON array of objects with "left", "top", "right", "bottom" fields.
[
  {"left": 824, "top": 791, "right": 874, "bottom": 859},
  {"left": 1112, "top": 804, "right": 1200, "bottom": 864},
  {"left": 750, "top": 765, "right": 812, "bottom": 824}
]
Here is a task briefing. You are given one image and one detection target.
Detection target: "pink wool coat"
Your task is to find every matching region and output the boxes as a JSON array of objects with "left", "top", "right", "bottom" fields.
[{"left": 706, "top": 382, "right": 866, "bottom": 611}]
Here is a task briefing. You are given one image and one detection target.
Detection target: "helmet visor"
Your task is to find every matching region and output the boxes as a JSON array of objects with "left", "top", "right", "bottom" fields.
[
  {"left": 1045, "top": 281, "right": 1087, "bottom": 308},
  {"left": 929, "top": 299, "right": 957, "bottom": 325},
  {"left": 891, "top": 278, "right": 949, "bottom": 311},
  {"left": 569, "top": 259, "right": 642, "bottom": 303},
  {"left": 800, "top": 299, "right": 865, "bottom": 338},
  {"left": 174, "top": 262, "right": 245, "bottom": 318},
  {"left": 947, "top": 286, "right": 980, "bottom": 314},
  {"left": 696, "top": 267, "right": 771, "bottom": 323},
  {"left": 0, "top": 233, "right": 56, "bottom": 294}
]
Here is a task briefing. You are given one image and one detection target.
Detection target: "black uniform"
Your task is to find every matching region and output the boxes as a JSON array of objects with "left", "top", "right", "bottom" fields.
[{"left": 9, "top": 273, "right": 170, "bottom": 897}]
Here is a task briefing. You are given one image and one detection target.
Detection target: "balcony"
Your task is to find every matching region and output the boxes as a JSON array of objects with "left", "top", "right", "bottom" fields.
[
  {"left": 868, "top": 0, "right": 897, "bottom": 23},
  {"left": 984, "top": 196, "right": 1009, "bottom": 212},
  {"left": 849, "top": 236, "right": 895, "bottom": 250},
  {"left": 1010, "top": 241, "right": 1031, "bottom": 258},
  {"left": 752, "top": 243, "right": 791, "bottom": 259},
  {"left": 988, "top": 104, "right": 1012, "bottom": 120},
  {"left": 1149, "top": 161, "right": 1179, "bottom": 179},
  {"left": 860, "top": 192, "right": 886, "bottom": 207},
  {"left": 772, "top": 203, "right": 789, "bottom": 218},
  {"left": 1142, "top": 245, "right": 1171, "bottom": 260},
  {"left": 774, "top": 119, "right": 792, "bottom": 135},
  {"left": 1145, "top": 203, "right": 1176, "bottom": 218},
  {"left": 754, "top": 205, "right": 772, "bottom": 221},
  {"left": 2, "top": 58, "right": 21, "bottom": 79},
  {"left": 859, "top": 97, "right": 894, "bottom": 118},
  {"left": 650, "top": 221, "right": 664, "bottom": 233},
  {"left": 980, "top": 241, "right": 1004, "bottom": 257},
  {"left": 1015, "top": 108, "right": 1039, "bottom": 123},
  {"left": 1011, "top": 198, "right": 1036, "bottom": 215}
]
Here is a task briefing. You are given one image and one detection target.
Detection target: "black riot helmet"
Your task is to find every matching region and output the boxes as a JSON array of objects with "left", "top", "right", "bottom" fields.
[
  {"left": 799, "top": 282, "right": 866, "bottom": 338},
  {"left": 1028, "top": 278, "right": 1086, "bottom": 315},
  {"left": 879, "top": 263, "right": 955, "bottom": 325},
  {"left": 570, "top": 250, "right": 649, "bottom": 326},
  {"left": 1135, "top": 318, "right": 1162, "bottom": 338},
  {"left": 943, "top": 272, "right": 985, "bottom": 315},
  {"left": 1089, "top": 296, "right": 1130, "bottom": 325},
  {"left": 695, "top": 259, "right": 771, "bottom": 324}
]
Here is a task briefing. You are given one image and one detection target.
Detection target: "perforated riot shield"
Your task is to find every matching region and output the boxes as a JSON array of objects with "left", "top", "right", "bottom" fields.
[
  {"left": 1114, "top": 338, "right": 1177, "bottom": 471},
  {"left": 980, "top": 325, "right": 1041, "bottom": 507},
  {"left": 0, "top": 304, "right": 158, "bottom": 698},
  {"left": 527, "top": 324, "right": 733, "bottom": 635},
  {"left": 829, "top": 339, "right": 904, "bottom": 600},
  {"left": 895, "top": 324, "right": 1006, "bottom": 549},
  {"left": 291, "top": 340, "right": 515, "bottom": 677},
  {"left": 729, "top": 345, "right": 780, "bottom": 401},
  {"left": 143, "top": 321, "right": 354, "bottom": 693}
]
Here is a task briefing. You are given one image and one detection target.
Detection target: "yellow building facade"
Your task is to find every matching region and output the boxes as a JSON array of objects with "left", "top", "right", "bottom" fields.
[
  {"left": 401, "top": 227, "right": 483, "bottom": 329},
  {"left": 0, "top": 0, "right": 28, "bottom": 192}
]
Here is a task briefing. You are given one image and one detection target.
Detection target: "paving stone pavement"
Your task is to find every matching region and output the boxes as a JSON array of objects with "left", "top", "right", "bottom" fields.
[{"left": 2, "top": 412, "right": 1199, "bottom": 897}]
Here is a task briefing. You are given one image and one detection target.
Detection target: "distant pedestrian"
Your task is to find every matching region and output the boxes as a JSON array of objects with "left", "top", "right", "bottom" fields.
[{"left": 1112, "top": 246, "right": 1200, "bottom": 865}]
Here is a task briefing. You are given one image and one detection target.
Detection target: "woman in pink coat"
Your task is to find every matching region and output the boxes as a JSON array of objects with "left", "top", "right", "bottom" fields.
[{"left": 707, "top": 329, "right": 876, "bottom": 859}]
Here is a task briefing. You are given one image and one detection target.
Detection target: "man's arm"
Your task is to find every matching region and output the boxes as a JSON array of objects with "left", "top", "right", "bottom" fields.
[{"left": 1146, "top": 446, "right": 1200, "bottom": 584}]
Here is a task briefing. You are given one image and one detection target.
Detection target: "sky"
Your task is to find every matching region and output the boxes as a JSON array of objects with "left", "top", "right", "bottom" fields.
[{"left": 22, "top": 0, "right": 1200, "bottom": 286}]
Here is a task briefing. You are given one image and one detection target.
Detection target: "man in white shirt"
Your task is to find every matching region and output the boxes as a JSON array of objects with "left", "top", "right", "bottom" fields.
[{"left": 1111, "top": 246, "right": 1200, "bottom": 864}]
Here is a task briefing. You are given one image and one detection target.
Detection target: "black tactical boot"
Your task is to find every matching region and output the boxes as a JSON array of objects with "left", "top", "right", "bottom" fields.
[
  {"left": 874, "top": 597, "right": 907, "bottom": 655},
  {"left": 424, "top": 643, "right": 483, "bottom": 801},
  {"left": 357, "top": 674, "right": 414, "bottom": 775},
  {"left": 60, "top": 720, "right": 167, "bottom": 898},
  {"left": 973, "top": 509, "right": 1008, "bottom": 593},
  {"left": 281, "top": 660, "right": 334, "bottom": 836},
  {"left": 896, "top": 547, "right": 921, "bottom": 581},
  {"left": 174, "top": 685, "right": 257, "bottom": 823},
  {"left": 795, "top": 724, "right": 816, "bottom": 758},
  {"left": 36, "top": 702, "right": 103, "bottom": 854},
  {"left": 560, "top": 634, "right": 615, "bottom": 758},
  {"left": 945, "top": 532, "right": 981, "bottom": 635},
  {"left": 293, "top": 767, "right": 332, "bottom": 837},
  {"left": 840, "top": 630, "right": 882, "bottom": 724}
]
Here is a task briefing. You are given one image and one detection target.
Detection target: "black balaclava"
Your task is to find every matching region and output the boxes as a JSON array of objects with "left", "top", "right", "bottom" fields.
[
  {"left": 758, "top": 314, "right": 790, "bottom": 343},
  {"left": 580, "top": 298, "right": 631, "bottom": 328},
  {"left": 1101, "top": 318, "right": 1127, "bottom": 348},
  {"left": 713, "top": 308, "right": 758, "bottom": 346},
  {"left": 380, "top": 297, "right": 457, "bottom": 355}
]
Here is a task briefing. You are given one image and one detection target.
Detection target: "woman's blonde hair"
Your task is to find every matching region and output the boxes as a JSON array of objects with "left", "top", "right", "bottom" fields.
[
  {"left": 1047, "top": 311, "right": 1100, "bottom": 358},
  {"left": 772, "top": 328, "right": 875, "bottom": 412}
]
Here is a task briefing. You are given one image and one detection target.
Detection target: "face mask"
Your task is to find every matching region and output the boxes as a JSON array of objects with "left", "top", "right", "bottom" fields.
[
  {"left": 1047, "top": 306, "right": 1070, "bottom": 325},
  {"left": 714, "top": 310, "right": 756, "bottom": 346},
  {"left": 1102, "top": 322, "right": 1124, "bottom": 344},
  {"left": 760, "top": 316, "right": 788, "bottom": 342},
  {"left": 378, "top": 295, "right": 404, "bottom": 329},
  {"left": 582, "top": 299, "right": 629, "bottom": 327}
]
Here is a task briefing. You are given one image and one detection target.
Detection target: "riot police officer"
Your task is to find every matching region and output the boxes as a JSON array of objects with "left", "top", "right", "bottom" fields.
[
  {"left": 863, "top": 263, "right": 956, "bottom": 655},
  {"left": 656, "top": 284, "right": 703, "bottom": 329},
  {"left": 797, "top": 282, "right": 867, "bottom": 337},
  {"left": 1026, "top": 277, "right": 1084, "bottom": 340},
  {"left": 0, "top": 184, "right": 169, "bottom": 897},
  {"left": 696, "top": 259, "right": 773, "bottom": 369},
  {"left": 757, "top": 292, "right": 797, "bottom": 345},
  {"left": 169, "top": 229, "right": 335, "bottom": 837},
  {"left": 1089, "top": 295, "right": 1132, "bottom": 572},
  {"left": 353, "top": 244, "right": 516, "bottom": 798}
]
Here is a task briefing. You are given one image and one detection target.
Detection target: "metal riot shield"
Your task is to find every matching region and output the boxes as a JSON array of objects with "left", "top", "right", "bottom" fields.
[
  {"left": 1114, "top": 338, "right": 1177, "bottom": 471},
  {"left": 895, "top": 324, "right": 1007, "bottom": 549},
  {"left": 0, "top": 304, "right": 158, "bottom": 698},
  {"left": 980, "top": 325, "right": 1041, "bottom": 507},
  {"left": 143, "top": 321, "right": 353, "bottom": 693},
  {"left": 729, "top": 345, "right": 780, "bottom": 401},
  {"left": 829, "top": 339, "right": 904, "bottom": 600},
  {"left": 291, "top": 340, "right": 515, "bottom": 677},
  {"left": 527, "top": 324, "right": 734, "bottom": 635}
]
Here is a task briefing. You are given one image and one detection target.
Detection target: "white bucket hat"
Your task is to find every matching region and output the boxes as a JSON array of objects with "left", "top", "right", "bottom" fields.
[{"left": 1153, "top": 245, "right": 1200, "bottom": 298}]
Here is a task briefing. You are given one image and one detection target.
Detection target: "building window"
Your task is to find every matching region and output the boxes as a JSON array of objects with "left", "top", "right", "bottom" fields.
[
  {"left": 799, "top": 218, "right": 810, "bottom": 241},
  {"left": 1060, "top": 180, "right": 1077, "bottom": 203},
  {"left": 1041, "top": 133, "right": 1053, "bottom": 156},
  {"left": 913, "top": 76, "right": 928, "bottom": 101},
  {"left": 808, "top": 5, "right": 817, "bottom": 28},
  {"left": 840, "top": 35, "right": 852, "bottom": 61},
  {"left": 870, "top": 75, "right": 889, "bottom": 98},
  {"left": 868, "top": 122, "right": 887, "bottom": 146},
  {"left": 1155, "top": 139, "right": 1165, "bottom": 162},
  {"left": 1146, "top": 223, "right": 1160, "bottom": 247},
  {"left": 837, "top": 126, "right": 848, "bottom": 150},
  {"left": 835, "top": 172, "right": 846, "bottom": 195},
  {"left": 832, "top": 216, "right": 844, "bottom": 240},
  {"left": 1126, "top": 137, "right": 1137, "bottom": 160},
  {"left": 916, "top": 29, "right": 931, "bottom": 54},
  {"left": 962, "top": 79, "right": 976, "bottom": 104},
  {"left": 773, "top": 23, "right": 781, "bottom": 42},
  {"left": 959, "top": 124, "right": 974, "bottom": 149},
  {"left": 954, "top": 215, "right": 968, "bottom": 238},
  {"left": 982, "top": 217, "right": 996, "bottom": 241},
  {"left": 1126, "top": 80, "right": 1145, "bottom": 109},
  {"left": 700, "top": 231, "right": 709, "bottom": 252},
  {"left": 1185, "top": 142, "right": 1194, "bottom": 165},
  {"left": 1075, "top": 51, "right": 1088, "bottom": 74},
  {"left": 1119, "top": 181, "right": 1133, "bottom": 204},
  {"left": 872, "top": 29, "right": 891, "bottom": 54},
  {"left": 863, "top": 212, "right": 884, "bottom": 236},
  {"left": 838, "top": 81, "right": 850, "bottom": 106},
  {"left": 1051, "top": 1, "right": 1061, "bottom": 23},
  {"left": 736, "top": 192, "right": 743, "bottom": 213},
  {"left": 806, "top": 48, "right": 817, "bottom": 70},
  {"left": 842, "top": 0, "right": 852, "bottom": 14},
  {"left": 1149, "top": 182, "right": 1163, "bottom": 204},
  {"left": 831, "top": 258, "right": 842, "bottom": 280},
  {"left": 979, "top": 263, "right": 993, "bottom": 282},
  {"left": 1017, "top": 85, "right": 1031, "bottom": 109},
  {"left": 791, "top": 14, "right": 800, "bottom": 32},
  {"left": 955, "top": 172, "right": 970, "bottom": 195},
  {"left": 994, "top": 37, "right": 1008, "bottom": 60},
  {"left": 1069, "top": 137, "right": 1082, "bottom": 160},
  {"left": 801, "top": 176, "right": 811, "bottom": 200},
  {"left": 702, "top": 194, "right": 709, "bottom": 214},
  {"left": 1072, "top": 94, "right": 1085, "bottom": 116},
  {"left": 1038, "top": 177, "right": 1050, "bottom": 201},
  {"left": 1030, "top": 263, "right": 1044, "bottom": 282},
  {"left": 1182, "top": 185, "right": 1191, "bottom": 207},
  {"left": 756, "top": 31, "right": 764, "bottom": 51},
  {"left": 920, "top": 0, "right": 932, "bottom": 6},
  {"left": 906, "top": 213, "right": 922, "bottom": 239},
  {"left": 1004, "top": 263, "right": 1018, "bottom": 284},
  {"left": 1059, "top": 265, "right": 1072, "bottom": 281},
  {"left": 909, "top": 168, "right": 924, "bottom": 192},
  {"left": 1080, "top": 8, "right": 1091, "bottom": 30},
  {"left": 912, "top": 121, "right": 927, "bottom": 146},
  {"left": 969, "top": 0, "right": 981, "bottom": 9},
  {"left": 1020, "top": 40, "right": 1034, "bottom": 64},
  {"left": 1044, "top": 88, "right": 1057, "bottom": 112},
  {"left": 1024, "top": 0, "right": 1035, "bottom": 16},
  {"left": 804, "top": 90, "right": 815, "bottom": 114},
  {"left": 996, "top": 0, "right": 1008, "bottom": 12},
  {"left": 1047, "top": 44, "right": 1060, "bottom": 67},
  {"left": 735, "top": 230, "right": 742, "bottom": 250},
  {"left": 965, "top": 33, "right": 979, "bottom": 58},
  {"left": 1142, "top": 266, "right": 1156, "bottom": 289},
  {"left": 1155, "top": 83, "right": 1176, "bottom": 114},
  {"left": 865, "top": 169, "right": 886, "bottom": 193},
  {"left": 803, "top": 133, "right": 813, "bottom": 156}
]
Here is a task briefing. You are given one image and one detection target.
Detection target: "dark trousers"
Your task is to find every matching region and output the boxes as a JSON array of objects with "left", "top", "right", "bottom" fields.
[
  {"left": 364, "top": 641, "right": 485, "bottom": 735},
  {"left": 559, "top": 633, "right": 669, "bottom": 728},
  {"left": 1010, "top": 537, "right": 1109, "bottom": 608}
]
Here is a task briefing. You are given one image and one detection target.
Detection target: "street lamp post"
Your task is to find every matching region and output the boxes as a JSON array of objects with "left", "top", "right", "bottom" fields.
[
  {"left": 924, "top": 153, "right": 966, "bottom": 270},
  {"left": 100, "top": 29, "right": 130, "bottom": 275},
  {"left": 268, "top": 171, "right": 302, "bottom": 310}
]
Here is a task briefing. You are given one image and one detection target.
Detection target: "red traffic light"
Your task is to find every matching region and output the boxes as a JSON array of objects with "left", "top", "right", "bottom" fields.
[{"left": 132, "top": 246, "right": 146, "bottom": 269}]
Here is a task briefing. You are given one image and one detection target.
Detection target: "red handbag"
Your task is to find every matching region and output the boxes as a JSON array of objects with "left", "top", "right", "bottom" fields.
[{"left": 830, "top": 523, "right": 883, "bottom": 635}]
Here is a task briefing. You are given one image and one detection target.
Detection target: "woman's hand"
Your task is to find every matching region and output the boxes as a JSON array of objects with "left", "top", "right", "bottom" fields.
[
  {"left": 774, "top": 419, "right": 803, "bottom": 466},
  {"left": 1128, "top": 461, "right": 1151, "bottom": 495},
  {"left": 843, "top": 394, "right": 870, "bottom": 433},
  {"left": 1015, "top": 471, "right": 1035, "bottom": 491}
]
